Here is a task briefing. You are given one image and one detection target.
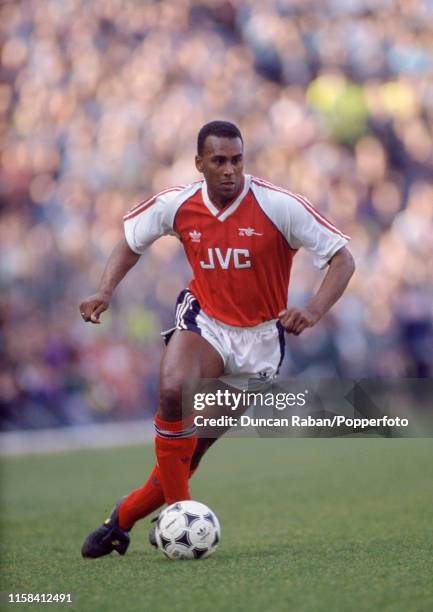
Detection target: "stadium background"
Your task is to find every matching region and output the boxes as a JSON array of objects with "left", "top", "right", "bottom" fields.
[{"left": 1, "top": 0, "right": 433, "bottom": 432}]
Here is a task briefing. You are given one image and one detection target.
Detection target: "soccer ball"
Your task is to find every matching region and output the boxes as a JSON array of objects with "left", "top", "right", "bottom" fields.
[{"left": 155, "top": 500, "right": 220, "bottom": 560}]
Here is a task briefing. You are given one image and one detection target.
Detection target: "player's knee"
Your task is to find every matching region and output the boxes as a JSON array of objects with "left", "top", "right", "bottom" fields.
[{"left": 159, "top": 380, "right": 183, "bottom": 421}]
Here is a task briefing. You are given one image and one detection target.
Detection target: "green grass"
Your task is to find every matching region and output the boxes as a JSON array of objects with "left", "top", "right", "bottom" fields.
[{"left": 1, "top": 438, "right": 433, "bottom": 612}]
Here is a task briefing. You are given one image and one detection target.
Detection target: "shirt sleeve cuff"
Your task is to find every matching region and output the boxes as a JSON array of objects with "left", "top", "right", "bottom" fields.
[
  {"left": 124, "top": 222, "right": 145, "bottom": 255},
  {"left": 315, "top": 237, "right": 349, "bottom": 269}
]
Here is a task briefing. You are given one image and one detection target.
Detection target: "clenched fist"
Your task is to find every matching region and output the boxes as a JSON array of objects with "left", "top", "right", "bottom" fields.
[
  {"left": 79, "top": 292, "right": 111, "bottom": 324},
  {"left": 278, "top": 307, "right": 319, "bottom": 336}
]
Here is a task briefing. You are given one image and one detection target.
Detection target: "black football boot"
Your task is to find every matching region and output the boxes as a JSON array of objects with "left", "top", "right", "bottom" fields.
[{"left": 81, "top": 500, "right": 130, "bottom": 558}]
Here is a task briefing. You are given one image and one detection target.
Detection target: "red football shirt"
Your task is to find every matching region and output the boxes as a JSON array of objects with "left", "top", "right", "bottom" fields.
[{"left": 124, "top": 175, "right": 349, "bottom": 327}]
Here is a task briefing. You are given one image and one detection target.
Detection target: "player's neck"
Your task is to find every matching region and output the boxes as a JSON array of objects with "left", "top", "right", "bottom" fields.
[
  {"left": 207, "top": 177, "right": 244, "bottom": 209},
  {"left": 209, "top": 194, "right": 232, "bottom": 209}
]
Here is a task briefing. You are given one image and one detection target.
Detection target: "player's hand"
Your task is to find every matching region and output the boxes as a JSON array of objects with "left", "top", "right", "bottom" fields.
[
  {"left": 79, "top": 292, "right": 111, "bottom": 324},
  {"left": 278, "top": 308, "right": 319, "bottom": 336}
]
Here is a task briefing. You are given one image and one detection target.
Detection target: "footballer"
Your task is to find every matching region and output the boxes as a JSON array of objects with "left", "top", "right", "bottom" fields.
[{"left": 79, "top": 121, "right": 355, "bottom": 558}]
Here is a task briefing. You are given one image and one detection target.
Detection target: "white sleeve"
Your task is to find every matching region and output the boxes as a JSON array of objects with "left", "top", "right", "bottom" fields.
[
  {"left": 123, "top": 188, "right": 185, "bottom": 254},
  {"left": 252, "top": 182, "right": 349, "bottom": 269}
]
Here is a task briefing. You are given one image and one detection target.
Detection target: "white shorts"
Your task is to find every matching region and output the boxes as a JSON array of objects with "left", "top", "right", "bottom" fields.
[{"left": 162, "top": 289, "right": 285, "bottom": 379}]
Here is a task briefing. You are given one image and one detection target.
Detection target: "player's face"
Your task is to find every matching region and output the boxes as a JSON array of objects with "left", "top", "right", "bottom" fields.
[{"left": 195, "top": 136, "right": 244, "bottom": 206}]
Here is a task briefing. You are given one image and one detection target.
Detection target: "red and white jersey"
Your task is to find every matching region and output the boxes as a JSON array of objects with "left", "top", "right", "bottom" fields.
[{"left": 123, "top": 175, "right": 349, "bottom": 327}]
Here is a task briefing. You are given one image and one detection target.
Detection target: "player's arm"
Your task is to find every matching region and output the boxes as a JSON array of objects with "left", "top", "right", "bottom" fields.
[
  {"left": 79, "top": 186, "right": 185, "bottom": 324},
  {"left": 279, "top": 246, "right": 355, "bottom": 335},
  {"left": 79, "top": 237, "right": 140, "bottom": 324}
]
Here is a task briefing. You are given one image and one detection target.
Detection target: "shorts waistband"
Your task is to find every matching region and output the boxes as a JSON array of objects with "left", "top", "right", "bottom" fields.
[{"left": 206, "top": 315, "right": 279, "bottom": 332}]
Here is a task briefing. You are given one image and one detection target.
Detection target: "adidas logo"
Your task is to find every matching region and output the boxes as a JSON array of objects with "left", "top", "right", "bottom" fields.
[{"left": 189, "top": 230, "right": 201, "bottom": 243}]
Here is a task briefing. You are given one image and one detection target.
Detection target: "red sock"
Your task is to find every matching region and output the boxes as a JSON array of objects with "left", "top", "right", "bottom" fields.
[
  {"left": 118, "top": 464, "right": 163, "bottom": 531},
  {"left": 154, "top": 415, "right": 197, "bottom": 505},
  {"left": 118, "top": 463, "right": 199, "bottom": 531},
  {"left": 118, "top": 416, "right": 197, "bottom": 530},
  {"left": 119, "top": 465, "right": 197, "bottom": 531}
]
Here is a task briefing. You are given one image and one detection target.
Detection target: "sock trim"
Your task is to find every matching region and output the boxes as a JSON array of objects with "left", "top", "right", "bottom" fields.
[
  {"left": 154, "top": 415, "right": 195, "bottom": 438},
  {"left": 155, "top": 424, "right": 196, "bottom": 439}
]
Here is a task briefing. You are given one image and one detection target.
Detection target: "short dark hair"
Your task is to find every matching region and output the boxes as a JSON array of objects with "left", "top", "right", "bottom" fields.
[{"left": 197, "top": 121, "right": 243, "bottom": 156}]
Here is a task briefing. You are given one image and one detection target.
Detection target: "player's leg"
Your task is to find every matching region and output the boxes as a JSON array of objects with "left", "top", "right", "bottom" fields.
[
  {"left": 116, "top": 330, "right": 224, "bottom": 531},
  {"left": 82, "top": 330, "right": 224, "bottom": 558},
  {"left": 155, "top": 329, "right": 224, "bottom": 502}
]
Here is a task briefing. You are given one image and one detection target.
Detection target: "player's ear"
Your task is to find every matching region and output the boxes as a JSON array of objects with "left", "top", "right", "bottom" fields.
[{"left": 195, "top": 155, "right": 204, "bottom": 173}]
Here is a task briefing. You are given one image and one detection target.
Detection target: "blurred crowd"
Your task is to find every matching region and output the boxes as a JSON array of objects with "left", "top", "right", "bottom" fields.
[{"left": 1, "top": 0, "right": 432, "bottom": 430}]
